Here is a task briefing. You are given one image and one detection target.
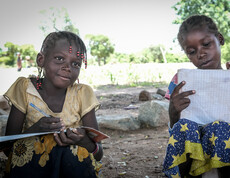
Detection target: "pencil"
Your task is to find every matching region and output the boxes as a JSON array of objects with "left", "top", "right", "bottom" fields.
[{"left": 29, "top": 103, "right": 50, "bottom": 117}]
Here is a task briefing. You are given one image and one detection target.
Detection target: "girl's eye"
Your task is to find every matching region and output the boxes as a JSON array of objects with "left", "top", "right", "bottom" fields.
[
  {"left": 203, "top": 42, "right": 211, "bottom": 47},
  {"left": 72, "top": 62, "right": 81, "bottom": 69},
  {"left": 186, "top": 50, "right": 195, "bottom": 56},
  {"left": 55, "top": 56, "right": 64, "bottom": 61}
]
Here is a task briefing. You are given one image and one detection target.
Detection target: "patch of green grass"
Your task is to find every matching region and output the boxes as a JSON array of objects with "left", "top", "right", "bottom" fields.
[
  {"left": 78, "top": 63, "right": 196, "bottom": 88},
  {"left": 94, "top": 81, "right": 168, "bottom": 90},
  {"left": 152, "top": 82, "right": 168, "bottom": 88}
]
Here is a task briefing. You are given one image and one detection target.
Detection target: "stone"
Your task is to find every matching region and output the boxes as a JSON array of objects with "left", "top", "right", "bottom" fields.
[
  {"left": 156, "top": 88, "right": 166, "bottom": 97},
  {"left": 139, "top": 90, "right": 151, "bottom": 101},
  {"left": 138, "top": 100, "right": 169, "bottom": 127},
  {"left": 0, "top": 115, "right": 8, "bottom": 136},
  {"left": 97, "top": 114, "right": 140, "bottom": 131},
  {"left": 0, "top": 96, "right": 10, "bottom": 111},
  {"left": 152, "top": 94, "right": 164, "bottom": 100}
]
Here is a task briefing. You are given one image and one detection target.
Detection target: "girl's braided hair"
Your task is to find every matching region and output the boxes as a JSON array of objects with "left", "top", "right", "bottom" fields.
[
  {"left": 40, "top": 31, "right": 87, "bottom": 67},
  {"left": 177, "top": 15, "right": 220, "bottom": 50}
]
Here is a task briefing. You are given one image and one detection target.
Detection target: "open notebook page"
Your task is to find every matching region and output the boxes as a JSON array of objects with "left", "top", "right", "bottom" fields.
[{"left": 178, "top": 69, "right": 230, "bottom": 125}]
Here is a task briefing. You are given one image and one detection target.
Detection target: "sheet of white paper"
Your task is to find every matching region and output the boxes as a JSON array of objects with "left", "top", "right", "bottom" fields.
[
  {"left": 178, "top": 69, "right": 230, "bottom": 125},
  {"left": 0, "top": 131, "right": 55, "bottom": 142},
  {"left": 0, "top": 127, "right": 109, "bottom": 143}
]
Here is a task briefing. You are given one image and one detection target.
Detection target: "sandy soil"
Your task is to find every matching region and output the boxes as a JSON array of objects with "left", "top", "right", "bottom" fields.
[
  {"left": 99, "top": 126, "right": 168, "bottom": 178},
  {"left": 95, "top": 85, "right": 169, "bottom": 178}
]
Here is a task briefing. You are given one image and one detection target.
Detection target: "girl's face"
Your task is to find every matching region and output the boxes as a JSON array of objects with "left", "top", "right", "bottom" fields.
[
  {"left": 183, "top": 28, "right": 224, "bottom": 69},
  {"left": 40, "top": 39, "right": 82, "bottom": 89}
]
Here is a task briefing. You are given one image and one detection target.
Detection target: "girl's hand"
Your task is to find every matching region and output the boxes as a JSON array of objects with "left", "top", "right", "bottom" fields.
[
  {"left": 54, "top": 128, "right": 94, "bottom": 149},
  {"left": 54, "top": 108, "right": 103, "bottom": 161},
  {"left": 169, "top": 81, "right": 195, "bottom": 127},
  {"left": 25, "top": 117, "right": 64, "bottom": 133}
]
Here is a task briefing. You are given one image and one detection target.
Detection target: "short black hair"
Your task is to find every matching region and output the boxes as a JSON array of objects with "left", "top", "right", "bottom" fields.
[
  {"left": 177, "top": 15, "right": 220, "bottom": 49},
  {"left": 40, "top": 31, "right": 87, "bottom": 60}
]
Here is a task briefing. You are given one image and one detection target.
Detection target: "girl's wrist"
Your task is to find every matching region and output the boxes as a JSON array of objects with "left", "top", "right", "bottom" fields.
[{"left": 91, "top": 142, "right": 99, "bottom": 156}]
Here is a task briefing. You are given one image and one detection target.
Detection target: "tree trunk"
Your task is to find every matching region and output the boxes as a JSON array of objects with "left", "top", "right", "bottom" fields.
[
  {"left": 98, "top": 58, "right": 101, "bottom": 66},
  {"left": 160, "top": 46, "right": 167, "bottom": 63}
]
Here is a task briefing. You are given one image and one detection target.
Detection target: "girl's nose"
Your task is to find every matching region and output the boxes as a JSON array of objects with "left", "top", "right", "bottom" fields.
[
  {"left": 198, "top": 53, "right": 205, "bottom": 59},
  {"left": 197, "top": 49, "right": 206, "bottom": 60},
  {"left": 61, "top": 62, "right": 71, "bottom": 72}
]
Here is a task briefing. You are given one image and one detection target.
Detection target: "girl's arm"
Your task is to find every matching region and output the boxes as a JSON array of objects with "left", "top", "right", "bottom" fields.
[
  {"left": 169, "top": 81, "right": 195, "bottom": 128},
  {"left": 4, "top": 105, "right": 25, "bottom": 156},
  {"left": 24, "top": 116, "right": 63, "bottom": 133},
  {"left": 54, "top": 108, "right": 103, "bottom": 161},
  {"left": 5, "top": 105, "right": 25, "bottom": 135},
  {"left": 6, "top": 104, "right": 63, "bottom": 135},
  {"left": 81, "top": 108, "right": 103, "bottom": 161}
]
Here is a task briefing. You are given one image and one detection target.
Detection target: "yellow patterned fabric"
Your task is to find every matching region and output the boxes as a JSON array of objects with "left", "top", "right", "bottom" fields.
[
  {"left": 4, "top": 77, "right": 101, "bottom": 174},
  {"left": 11, "top": 137, "right": 35, "bottom": 168},
  {"left": 34, "top": 134, "right": 57, "bottom": 167},
  {"left": 4, "top": 77, "right": 100, "bottom": 130},
  {"left": 70, "top": 145, "right": 102, "bottom": 176},
  {"left": 163, "top": 119, "right": 230, "bottom": 177}
]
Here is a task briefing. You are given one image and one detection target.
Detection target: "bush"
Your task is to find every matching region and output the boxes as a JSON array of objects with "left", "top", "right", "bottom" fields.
[
  {"left": 222, "top": 42, "right": 230, "bottom": 64},
  {"left": 0, "top": 56, "right": 15, "bottom": 66},
  {"left": 165, "top": 53, "right": 189, "bottom": 63}
]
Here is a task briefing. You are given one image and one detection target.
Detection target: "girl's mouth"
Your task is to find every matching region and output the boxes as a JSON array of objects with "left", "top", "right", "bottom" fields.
[
  {"left": 200, "top": 60, "right": 212, "bottom": 68},
  {"left": 59, "top": 75, "right": 71, "bottom": 81}
]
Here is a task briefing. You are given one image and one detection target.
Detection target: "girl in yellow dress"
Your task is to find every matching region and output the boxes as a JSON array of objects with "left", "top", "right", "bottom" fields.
[{"left": 4, "top": 31, "right": 102, "bottom": 177}]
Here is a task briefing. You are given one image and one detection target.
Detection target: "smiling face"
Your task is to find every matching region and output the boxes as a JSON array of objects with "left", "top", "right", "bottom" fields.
[
  {"left": 37, "top": 38, "right": 82, "bottom": 89},
  {"left": 183, "top": 28, "right": 224, "bottom": 69}
]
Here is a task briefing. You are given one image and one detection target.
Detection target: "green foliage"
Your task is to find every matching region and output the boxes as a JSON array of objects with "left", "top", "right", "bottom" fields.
[
  {"left": 80, "top": 63, "right": 182, "bottom": 87},
  {"left": 85, "top": 34, "right": 115, "bottom": 65},
  {"left": 62, "top": 10, "right": 79, "bottom": 34},
  {"left": 20, "top": 44, "right": 37, "bottom": 63},
  {"left": 141, "top": 45, "right": 165, "bottom": 63},
  {"left": 128, "top": 53, "right": 138, "bottom": 63},
  {"left": 165, "top": 53, "right": 189, "bottom": 63},
  {"left": 173, "top": 0, "right": 230, "bottom": 42},
  {"left": 110, "top": 52, "right": 130, "bottom": 63},
  {"left": 0, "top": 56, "right": 11, "bottom": 66},
  {"left": 107, "top": 52, "right": 142, "bottom": 64},
  {"left": 1, "top": 42, "right": 38, "bottom": 67},
  {"left": 221, "top": 42, "right": 230, "bottom": 63},
  {"left": 106, "top": 45, "right": 188, "bottom": 64},
  {"left": 39, "top": 7, "right": 79, "bottom": 36},
  {"left": 127, "top": 64, "right": 140, "bottom": 85},
  {"left": 107, "top": 71, "right": 117, "bottom": 85},
  {"left": 108, "top": 45, "right": 167, "bottom": 64},
  {"left": 4, "top": 42, "right": 19, "bottom": 66}
]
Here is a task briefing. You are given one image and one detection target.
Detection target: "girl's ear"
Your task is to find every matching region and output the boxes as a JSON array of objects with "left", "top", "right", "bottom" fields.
[
  {"left": 36, "top": 53, "right": 45, "bottom": 67},
  {"left": 218, "top": 33, "right": 225, "bottom": 45}
]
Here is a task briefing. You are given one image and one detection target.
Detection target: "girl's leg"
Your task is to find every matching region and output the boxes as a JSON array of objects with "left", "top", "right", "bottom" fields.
[
  {"left": 179, "top": 154, "right": 193, "bottom": 177},
  {"left": 179, "top": 154, "right": 202, "bottom": 178}
]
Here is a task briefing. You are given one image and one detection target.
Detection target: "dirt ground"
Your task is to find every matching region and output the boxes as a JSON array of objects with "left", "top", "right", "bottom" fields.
[
  {"left": 94, "top": 85, "right": 169, "bottom": 178},
  {"left": 0, "top": 84, "right": 169, "bottom": 178}
]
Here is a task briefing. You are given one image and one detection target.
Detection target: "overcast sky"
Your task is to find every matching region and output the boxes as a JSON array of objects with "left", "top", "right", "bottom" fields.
[{"left": 0, "top": 0, "right": 181, "bottom": 53}]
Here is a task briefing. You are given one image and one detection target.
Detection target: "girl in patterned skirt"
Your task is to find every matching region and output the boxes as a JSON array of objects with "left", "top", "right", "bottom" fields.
[
  {"left": 163, "top": 15, "right": 230, "bottom": 178},
  {"left": 4, "top": 31, "right": 103, "bottom": 178}
]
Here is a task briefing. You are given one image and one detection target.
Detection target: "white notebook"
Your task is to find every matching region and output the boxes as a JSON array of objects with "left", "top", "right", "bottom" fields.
[
  {"left": 178, "top": 69, "right": 230, "bottom": 125},
  {"left": 0, "top": 127, "right": 109, "bottom": 143}
]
